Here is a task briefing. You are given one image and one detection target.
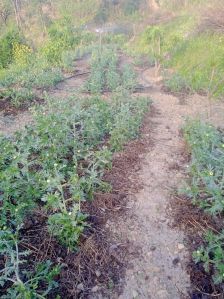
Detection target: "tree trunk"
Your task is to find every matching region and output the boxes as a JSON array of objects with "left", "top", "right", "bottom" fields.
[{"left": 11, "top": 0, "right": 22, "bottom": 30}]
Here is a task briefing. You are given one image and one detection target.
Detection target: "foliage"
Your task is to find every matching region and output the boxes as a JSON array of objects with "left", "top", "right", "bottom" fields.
[
  {"left": 169, "top": 33, "right": 224, "bottom": 97},
  {"left": 130, "top": 10, "right": 224, "bottom": 97},
  {"left": 164, "top": 73, "right": 191, "bottom": 93},
  {"left": 86, "top": 46, "right": 137, "bottom": 94},
  {"left": 193, "top": 230, "right": 224, "bottom": 285},
  {"left": 0, "top": 88, "right": 150, "bottom": 290},
  {"left": 0, "top": 57, "right": 63, "bottom": 106},
  {"left": 13, "top": 42, "right": 32, "bottom": 66},
  {"left": 184, "top": 120, "right": 224, "bottom": 285},
  {"left": 184, "top": 120, "right": 224, "bottom": 215},
  {"left": 0, "top": 30, "right": 23, "bottom": 68},
  {"left": 0, "top": 231, "right": 60, "bottom": 298},
  {"left": 110, "top": 93, "right": 150, "bottom": 150},
  {"left": 48, "top": 208, "right": 87, "bottom": 250}
]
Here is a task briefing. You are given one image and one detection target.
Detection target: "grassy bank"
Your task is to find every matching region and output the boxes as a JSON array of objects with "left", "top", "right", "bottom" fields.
[{"left": 128, "top": 1, "right": 224, "bottom": 97}]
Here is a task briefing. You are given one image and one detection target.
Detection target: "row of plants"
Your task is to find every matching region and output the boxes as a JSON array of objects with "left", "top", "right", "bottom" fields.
[
  {"left": 0, "top": 88, "right": 151, "bottom": 297},
  {"left": 183, "top": 120, "right": 224, "bottom": 285},
  {"left": 0, "top": 23, "right": 96, "bottom": 107},
  {"left": 85, "top": 46, "right": 137, "bottom": 94}
]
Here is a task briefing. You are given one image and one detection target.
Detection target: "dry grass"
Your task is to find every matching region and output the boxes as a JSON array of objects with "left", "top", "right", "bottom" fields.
[{"left": 199, "top": 4, "right": 224, "bottom": 33}]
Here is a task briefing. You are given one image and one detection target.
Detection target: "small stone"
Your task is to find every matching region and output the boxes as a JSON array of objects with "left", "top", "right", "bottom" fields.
[
  {"left": 132, "top": 290, "right": 138, "bottom": 298},
  {"left": 95, "top": 270, "right": 101, "bottom": 277},
  {"left": 177, "top": 243, "right": 185, "bottom": 251},
  {"left": 91, "top": 285, "right": 99, "bottom": 292},
  {"left": 77, "top": 283, "right": 84, "bottom": 291}
]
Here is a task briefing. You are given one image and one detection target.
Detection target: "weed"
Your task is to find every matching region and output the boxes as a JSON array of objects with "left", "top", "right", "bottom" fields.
[
  {"left": 193, "top": 230, "right": 224, "bottom": 285},
  {"left": 184, "top": 120, "right": 224, "bottom": 284},
  {"left": 184, "top": 120, "right": 224, "bottom": 215},
  {"left": 0, "top": 231, "right": 60, "bottom": 298}
]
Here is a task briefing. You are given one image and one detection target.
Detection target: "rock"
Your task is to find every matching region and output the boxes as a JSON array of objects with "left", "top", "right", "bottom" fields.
[
  {"left": 77, "top": 283, "right": 84, "bottom": 291},
  {"left": 177, "top": 243, "right": 185, "bottom": 251},
  {"left": 95, "top": 270, "right": 101, "bottom": 277},
  {"left": 91, "top": 285, "right": 99, "bottom": 292},
  {"left": 132, "top": 290, "right": 138, "bottom": 298}
]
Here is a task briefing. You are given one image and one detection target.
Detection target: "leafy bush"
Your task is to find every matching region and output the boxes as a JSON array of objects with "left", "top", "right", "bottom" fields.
[
  {"left": 0, "top": 58, "right": 63, "bottom": 106},
  {"left": 164, "top": 73, "right": 191, "bottom": 93},
  {"left": 86, "top": 46, "right": 137, "bottom": 93},
  {"left": 110, "top": 94, "right": 150, "bottom": 150},
  {"left": 0, "top": 30, "right": 23, "bottom": 69},
  {"left": 193, "top": 230, "right": 224, "bottom": 285},
  {"left": 184, "top": 120, "right": 224, "bottom": 215},
  {"left": 184, "top": 120, "right": 224, "bottom": 285},
  {"left": 0, "top": 231, "right": 60, "bottom": 298},
  {"left": 0, "top": 91, "right": 150, "bottom": 276}
]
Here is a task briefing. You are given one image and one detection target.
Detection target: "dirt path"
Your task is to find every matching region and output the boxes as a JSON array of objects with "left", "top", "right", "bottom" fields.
[{"left": 110, "top": 67, "right": 224, "bottom": 299}]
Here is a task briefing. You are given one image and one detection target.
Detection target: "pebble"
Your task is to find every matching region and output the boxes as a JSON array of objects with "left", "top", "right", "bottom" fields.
[
  {"left": 177, "top": 243, "right": 185, "bottom": 251},
  {"left": 132, "top": 290, "right": 138, "bottom": 298},
  {"left": 91, "top": 285, "right": 99, "bottom": 292},
  {"left": 95, "top": 270, "right": 101, "bottom": 277},
  {"left": 77, "top": 283, "right": 84, "bottom": 291}
]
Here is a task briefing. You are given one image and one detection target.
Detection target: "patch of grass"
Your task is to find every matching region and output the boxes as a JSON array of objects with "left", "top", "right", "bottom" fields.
[
  {"left": 169, "top": 33, "right": 224, "bottom": 97},
  {"left": 130, "top": 11, "right": 224, "bottom": 97},
  {"left": 164, "top": 73, "right": 191, "bottom": 94}
]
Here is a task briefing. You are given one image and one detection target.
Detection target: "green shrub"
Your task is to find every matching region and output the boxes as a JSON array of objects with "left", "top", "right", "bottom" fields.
[
  {"left": 193, "top": 230, "right": 224, "bottom": 285},
  {"left": 184, "top": 120, "right": 224, "bottom": 285},
  {"left": 164, "top": 73, "right": 191, "bottom": 93},
  {"left": 0, "top": 30, "right": 23, "bottom": 69},
  {"left": 0, "top": 231, "right": 60, "bottom": 298},
  {"left": 184, "top": 120, "right": 224, "bottom": 215}
]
